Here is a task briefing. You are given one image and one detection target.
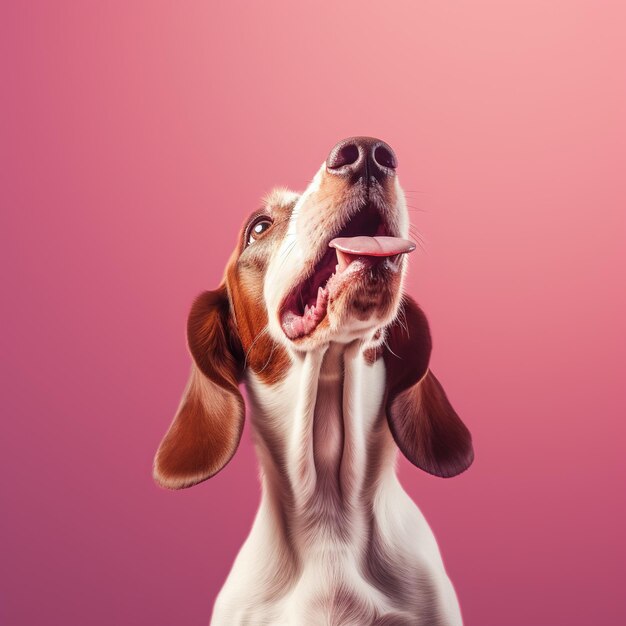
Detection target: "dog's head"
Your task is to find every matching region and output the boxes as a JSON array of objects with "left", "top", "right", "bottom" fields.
[{"left": 154, "top": 137, "right": 473, "bottom": 489}]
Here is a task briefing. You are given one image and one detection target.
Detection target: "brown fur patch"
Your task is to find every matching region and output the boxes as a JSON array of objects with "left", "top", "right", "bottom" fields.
[
  {"left": 154, "top": 367, "right": 244, "bottom": 489},
  {"left": 384, "top": 296, "right": 474, "bottom": 478},
  {"left": 227, "top": 262, "right": 290, "bottom": 385},
  {"left": 364, "top": 344, "right": 383, "bottom": 365},
  {"left": 364, "top": 330, "right": 384, "bottom": 365},
  {"left": 154, "top": 287, "right": 245, "bottom": 489},
  {"left": 225, "top": 194, "right": 295, "bottom": 385}
]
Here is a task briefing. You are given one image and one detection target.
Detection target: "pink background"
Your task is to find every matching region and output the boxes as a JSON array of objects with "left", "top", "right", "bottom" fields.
[{"left": 2, "top": 2, "right": 625, "bottom": 624}]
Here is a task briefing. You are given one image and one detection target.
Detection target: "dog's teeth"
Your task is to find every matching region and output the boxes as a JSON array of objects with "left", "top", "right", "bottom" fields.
[{"left": 304, "top": 304, "right": 310, "bottom": 316}]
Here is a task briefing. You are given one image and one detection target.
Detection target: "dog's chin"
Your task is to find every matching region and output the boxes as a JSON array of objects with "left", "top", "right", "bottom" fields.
[{"left": 281, "top": 263, "right": 403, "bottom": 350}]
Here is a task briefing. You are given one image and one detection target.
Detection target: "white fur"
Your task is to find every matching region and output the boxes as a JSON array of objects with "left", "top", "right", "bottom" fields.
[
  {"left": 211, "top": 341, "right": 462, "bottom": 625},
  {"left": 264, "top": 165, "right": 324, "bottom": 346}
]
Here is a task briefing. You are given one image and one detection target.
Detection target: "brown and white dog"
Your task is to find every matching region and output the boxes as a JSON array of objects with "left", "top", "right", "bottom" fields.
[{"left": 153, "top": 137, "right": 474, "bottom": 625}]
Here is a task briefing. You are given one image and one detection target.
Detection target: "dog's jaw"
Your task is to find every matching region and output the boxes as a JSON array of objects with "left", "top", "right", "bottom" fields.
[{"left": 264, "top": 163, "right": 412, "bottom": 352}]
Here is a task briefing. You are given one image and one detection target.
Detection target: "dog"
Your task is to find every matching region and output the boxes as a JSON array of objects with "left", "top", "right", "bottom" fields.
[{"left": 153, "top": 137, "right": 474, "bottom": 625}]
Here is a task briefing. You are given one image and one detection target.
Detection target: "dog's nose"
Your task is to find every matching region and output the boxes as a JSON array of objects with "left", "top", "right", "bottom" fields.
[{"left": 326, "top": 137, "right": 397, "bottom": 181}]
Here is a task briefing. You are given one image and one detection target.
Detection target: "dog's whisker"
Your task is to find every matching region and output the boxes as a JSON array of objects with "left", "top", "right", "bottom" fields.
[
  {"left": 396, "top": 303, "right": 410, "bottom": 337},
  {"left": 408, "top": 230, "right": 427, "bottom": 252},
  {"left": 244, "top": 325, "right": 271, "bottom": 370},
  {"left": 257, "top": 332, "right": 278, "bottom": 374},
  {"left": 382, "top": 336, "right": 401, "bottom": 360},
  {"left": 273, "top": 240, "right": 298, "bottom": 275}
]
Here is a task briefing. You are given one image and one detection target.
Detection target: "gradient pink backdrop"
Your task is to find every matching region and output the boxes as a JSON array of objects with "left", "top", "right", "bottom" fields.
[{"left": 2, "top": 2, "right": 625, "bottom": 625}]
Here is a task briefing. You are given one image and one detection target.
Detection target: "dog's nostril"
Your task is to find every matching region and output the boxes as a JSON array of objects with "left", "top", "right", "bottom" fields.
[
  {"left": 327, "top": 143, "right": 360, "bottom": 170},
  {"left": 326, "top": 137, "right": 397, "bottom": 178},
  {"left": 373, "top": 144, "right": 397, "bottom": 170}
]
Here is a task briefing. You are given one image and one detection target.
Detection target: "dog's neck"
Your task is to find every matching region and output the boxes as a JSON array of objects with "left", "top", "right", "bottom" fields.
[{"left": 246, "top": 339, "right": 396, "bottom": 556}]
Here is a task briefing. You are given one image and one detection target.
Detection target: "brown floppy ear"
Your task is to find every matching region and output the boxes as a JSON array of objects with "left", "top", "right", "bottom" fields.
[
  {"left": 153, "top": 286, "right": 244, "bottom": 489},
  {"left": 384, "top": 296, "right": 474, "bottom": 478}
]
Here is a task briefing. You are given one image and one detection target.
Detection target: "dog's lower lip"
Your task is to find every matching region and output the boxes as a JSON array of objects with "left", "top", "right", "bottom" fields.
[
  {"left": 280, "top": 237, "right": 414, "bottom": 341},
  {"left": 281, "top": 284, "right": 330, "bottom": 340}
]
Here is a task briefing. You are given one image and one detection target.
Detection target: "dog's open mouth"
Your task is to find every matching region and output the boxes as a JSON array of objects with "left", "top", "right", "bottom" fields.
[{"left": 280, "top": 205, "right": 415, "bottom": 340}]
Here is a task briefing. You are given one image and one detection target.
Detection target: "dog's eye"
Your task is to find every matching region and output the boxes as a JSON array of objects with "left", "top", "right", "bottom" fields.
[{"left": 247, "top": 217, "right": 273, "bottom": 246}]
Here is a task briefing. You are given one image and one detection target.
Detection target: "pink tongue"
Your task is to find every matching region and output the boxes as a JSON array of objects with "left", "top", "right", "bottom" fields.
[{"left": 329, "top": 236, "right": 416, "bottom": 257}]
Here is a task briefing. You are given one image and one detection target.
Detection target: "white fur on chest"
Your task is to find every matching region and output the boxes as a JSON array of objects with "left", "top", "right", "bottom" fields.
[{"left": 210, "top": 344, "right": 463, "bottom": 625}]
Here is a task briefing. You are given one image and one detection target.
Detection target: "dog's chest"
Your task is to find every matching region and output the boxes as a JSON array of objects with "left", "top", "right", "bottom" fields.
[{"left": 276, "top": 546, "right": 394, "bottom": 625}]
